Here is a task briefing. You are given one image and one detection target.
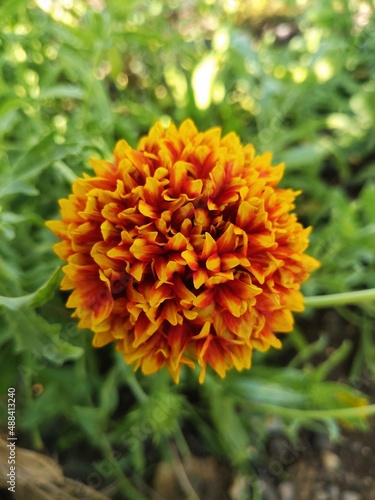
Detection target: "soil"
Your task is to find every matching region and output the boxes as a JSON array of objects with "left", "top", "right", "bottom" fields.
[
  {"left": 278, "top": 421, "right": 375, "bottom": 500},
  {"left": 279, "top": 361, "right": 375, "bottom": 500}
]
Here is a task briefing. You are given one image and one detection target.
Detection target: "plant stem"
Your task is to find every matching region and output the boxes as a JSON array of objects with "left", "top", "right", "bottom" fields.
[
  {"left": 126, "top": 372, "right": 148, "bottom": 404},
  {"left": 304, "top": 288, "right": 375, "bottom": 308},
  {"left": 168, "top": 442, "right": 200, "bottom": 500},
  {"left": 173, "top": 426, "right": 191, "bottom": 458},
  {"left": 246, "top": 403, "right": 375, "bottom": 420},
  {"left": 100, "top": 436, "right": 141, "bottom": 500}
]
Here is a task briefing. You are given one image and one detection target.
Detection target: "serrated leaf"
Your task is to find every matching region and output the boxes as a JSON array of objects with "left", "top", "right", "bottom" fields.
[
  {"left": 1, "top": 136, "right": 81, "bottom": 198},
  {"left": 31, "top": 267, "right": 63, "bottom": 308},
  {"left": 43, "top": 341, "right": 84, "bottom": 366},
  {"left": 0, "top": 267, "right": 62, "bottom": 311},
  {"left": 5, "top": 307, "right": 83, "bottom": 365}
]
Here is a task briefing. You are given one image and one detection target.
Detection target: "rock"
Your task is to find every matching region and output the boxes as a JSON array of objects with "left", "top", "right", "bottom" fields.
[
  {"left": 342, "top": 492, "right": 361, "bottom": 500},
  {"left": 327, "top": 484, "right": 340, "bottom": 499},
  {"left": 278, "top": 481, "right": 296, "bottom": 500},
  {"left": 259, "top": 479, "right": 279, "bottom": 500},
  {"left": 362, "top": 446, "right": 372, "bottom": 457},
  {"left": 153, "top": 455, "right": 231, "bottom": 500},
  {"left": 0, "top": 438, "right": 109, "bottom": 500},
  {"left": 229, "top": 475, "right": 248, "bottom": 500},
  {"left": 314, "top": 490, "right": 329, "bottom": 500},
  {"left": 321, "top": 450, "right": 341, "bottom": 471}
]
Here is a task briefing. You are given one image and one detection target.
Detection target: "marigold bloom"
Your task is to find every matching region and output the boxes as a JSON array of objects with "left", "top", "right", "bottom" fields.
[{"left": 47, "top": 119, "right": 319, "bottom": 383}]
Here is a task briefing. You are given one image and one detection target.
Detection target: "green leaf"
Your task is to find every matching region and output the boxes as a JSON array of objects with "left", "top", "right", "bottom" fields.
[
  {"left": 360, "top": 183, "right": 375, "bottom": 223},
  {"left": 228, "top": 366, "right": 370, "bottom": 429},
  {"left": 73, "top": 406, "right": 106, "bottom": 443},
  {"left": 31, "top": 267, "right": 63, "bottom": 308},
  {"left": 0, "top": 267, "right": 63, "bottom": 311},
  {"left": 42, "top": 341, "right": 84, "bottom": 365},
  {"left": 39, "top": 85, "right": 84, "bottom": 100},
  {"left": 0, "top": 0, "right": 27, "bottom": 16},
  {"left": 283, "top": 145, "right": 326, "bottom": 172},
  {"left": 5, "top": 307, "right": 83, "bottom": 365},
  {"left": 205, "top": 377, "right": 250, "bottom": 464},
  {"left": 0, "top": 293, "right": 34, "bottom": 311},
  {"left": 99, "top": 367, "right": 119, "bottom": 418},
  {"left": 227, "top": 372, "right": 308, "bottom": 407},
  {"left": 1, "top": 135, "right": 81, "bottom": 198}
]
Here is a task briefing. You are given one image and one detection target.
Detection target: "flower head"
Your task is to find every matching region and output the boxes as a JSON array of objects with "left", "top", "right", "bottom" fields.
[{"left": 47, "top": 119, "right": 319, "bottom": 382}]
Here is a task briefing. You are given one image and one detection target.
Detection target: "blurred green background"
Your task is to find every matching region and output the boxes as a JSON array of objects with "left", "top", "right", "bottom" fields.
[{"left": 1, "top": 0, "right": 375, "bottom": 498}]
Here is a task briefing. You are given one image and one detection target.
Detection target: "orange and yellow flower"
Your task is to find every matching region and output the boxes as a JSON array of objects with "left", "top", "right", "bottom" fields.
[{"left": 46, "top": 119, "right": 319, "bottom": 383}]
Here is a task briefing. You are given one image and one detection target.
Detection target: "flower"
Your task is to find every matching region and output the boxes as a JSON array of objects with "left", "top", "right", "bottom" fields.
[{"left": 46, "top": 119, "right": 319, "bottom": 383}]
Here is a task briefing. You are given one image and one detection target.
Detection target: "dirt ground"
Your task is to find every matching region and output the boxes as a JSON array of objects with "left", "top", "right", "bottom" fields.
[{"left": 285, "top": 424, "right": 375, "bottom": 500}]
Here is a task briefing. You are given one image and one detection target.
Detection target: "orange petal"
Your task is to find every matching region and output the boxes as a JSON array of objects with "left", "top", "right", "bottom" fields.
[
  {"left": 133, "top": 313, "right": 159, "bottom": 347},
  {"left": 165, "top": 232, "right": 187, "bottom": 251},
  {"left": 92, "top": 329, "right": 114, "bottom": 347},
  {"left": 160, "top": 300, "right": 181, "bottom": 326},
  {"left": 191, "top": 321, "right": 211, "bottom": 340},
  {"left": 174, "top": 277, "right": 196, "bottom": 306},
  {"left": 130, "top": 239, "right": 164, "bottom": 261},
  {"left": 139, "top": 199, "right": 158, "bottom": 218},
  {"left": 206, "top": 253, "right": 221, "bottom": 272},
  {"left": 216, "top": 224, "right": 236, "bottom": 253},
  {"left": 185, "top": 179, "right": 203, "bottom": 198},
  {"left": 193, "top": 268, "right": 209, "bottom": 289},
  {"left": 90, "top": 158, "right": 116, "bottom": 177},
  {"left": 220, "top": 253, "right": 240, "bottom": 270},
  {"left": 45, "top": 220, "right": 68, "bottom": 239},
  {"left": 227, "top": 279, "right": 262, "bottom": 300},
  {"left": 193, "top": 289, "right": 214, "bottom": 308},
  {"left": 181, "top": 249, "right": 199, "bottom": 271},
  {"left": 201, "top": 232, "right": 217, "bottom": 259},
  {"left": 215, "top": 286, "right": 242, "bottom": 317},
  {"left": 170, "top": 161, "right": 187, "bottom": 190},
  {"left": 129, "top": 261, "right": 147, "bottom": 281},
  {"left": 268, "top": 309, "right": 294, "bottom": 332},
  {"left": 150, "top": 283, "right": 173, "bottom": 308}
]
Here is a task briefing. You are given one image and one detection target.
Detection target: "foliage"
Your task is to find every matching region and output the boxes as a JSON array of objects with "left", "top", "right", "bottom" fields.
[{"left": 1, "top": 0, "right": 375, "bottom": 498}]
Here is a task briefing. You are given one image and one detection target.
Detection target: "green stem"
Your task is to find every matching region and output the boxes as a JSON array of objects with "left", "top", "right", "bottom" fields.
[
  {"left": 126, "top": 373, "right": 148, "bottom": 404},
  {"left": 304, "top": 288, "right": 375, "bottom": 309},
  {"left": 173, "top": 426, "right": 191, "bottom": 458},
  {"left": 246, "top": 402, "right": 375, "bottom": 420},
  {"left": 100, "top": 436, "right": 141, "bottom": 500}
]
